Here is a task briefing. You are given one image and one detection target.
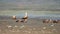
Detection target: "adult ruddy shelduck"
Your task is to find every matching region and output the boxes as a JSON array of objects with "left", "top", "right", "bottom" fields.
[
  {"left": 16, "top": 12, "right": 28, "bottom": 23},
  {"left": 12, "top": 15, "right": 16, "bottom": 20}
]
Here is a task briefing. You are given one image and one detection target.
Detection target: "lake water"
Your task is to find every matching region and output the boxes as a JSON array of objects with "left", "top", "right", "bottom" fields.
[{"left": 0, "top": 10, "right": 60, "bottom": 19}]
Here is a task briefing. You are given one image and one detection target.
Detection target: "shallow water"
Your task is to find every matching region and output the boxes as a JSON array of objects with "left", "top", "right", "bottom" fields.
[
  {"left": 0, "top": 10, "right": 60, "bottom": 19},
  {"left": 0, "top": 10, "right": 60, "bottom": 16}
]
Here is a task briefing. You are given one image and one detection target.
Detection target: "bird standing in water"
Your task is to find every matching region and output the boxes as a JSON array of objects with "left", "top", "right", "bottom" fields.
[
  {"left": 16, "top": 12, "right": 28, "bottom": 23},
  {"left": 22, "top": 12, "right": 28, "bottom": 23}
]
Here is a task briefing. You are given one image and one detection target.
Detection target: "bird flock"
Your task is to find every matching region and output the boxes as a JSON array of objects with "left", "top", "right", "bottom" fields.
[{"left": 12, "top": 12, "right": 60, "bottom": 23}]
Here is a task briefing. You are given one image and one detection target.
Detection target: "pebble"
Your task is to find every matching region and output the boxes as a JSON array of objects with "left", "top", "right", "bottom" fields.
[
  {"left": 33, "top": 28, "right": 36, "bottom": 30},
  {"left": 7, "top": 25, "right": 12, "bottom": 28},
  {"left": 43, "top": 27, "right": 46, "bottom": 30},
  {"left": 20, "top": 25, "right": 25, "bottom": 29},
  {"left": 52, "top": 29, "right": 56, "bottom": 31},
  {"left": 50, "top": 24, "right": 54, "bottom": 27},
  {"left": 23, "top": 30, "right": 31, "bottom": 33},
  {"left": 14, "top": 25, "right": 18, "bottom": 28}
]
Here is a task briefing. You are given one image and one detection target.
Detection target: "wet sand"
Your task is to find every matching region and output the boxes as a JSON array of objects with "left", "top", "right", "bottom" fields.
[{"left": 0, "top": 16, "right": 60, "bottom": 34}]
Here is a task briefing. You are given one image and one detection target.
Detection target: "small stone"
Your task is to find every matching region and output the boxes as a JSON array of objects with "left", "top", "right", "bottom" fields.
[
  {"left": 33, "top": 28, "right": 36, "bottom": 30},
  {"left": 20, "top": 25, "right": 25, "bottom": 29},
  {"left": 16, "top": 30, "right": 20, "bottom": 32},
  {"left": 43, "top": 27, "right": 46, "bottom": 29},
  {"left": 7, "top": 25, "right": 12, "bottom": 28},
  {"left": 52, "top": 29, "right": 56, "bottom": 31},
  {"left": 50, "top": 24, "right": 54, "bottom": 27},
  {"left": 28, "top": 31, "right": 31, "bottom": 33},
  {"left": 14, "top": 25, "right": 18, "bottom": 28}
]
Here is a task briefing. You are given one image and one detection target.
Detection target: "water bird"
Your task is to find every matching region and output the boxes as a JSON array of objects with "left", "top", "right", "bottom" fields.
[
  {"left": 15, "top": 12, "right": 28, "bottom": 23},
  {"left": 43, "top": 19, "right": 60, "bottom": 23},
  {"left": 12, "top": 15, "right": 16, "bottom": 20}
]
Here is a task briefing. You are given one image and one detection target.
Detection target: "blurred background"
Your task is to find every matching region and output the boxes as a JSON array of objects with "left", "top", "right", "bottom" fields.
[{"left": 0, "top": 0, "right": 60, "bottom": 17}]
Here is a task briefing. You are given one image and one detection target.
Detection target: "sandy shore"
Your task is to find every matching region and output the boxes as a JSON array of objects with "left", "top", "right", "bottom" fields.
[{"left": 0, "top": 16, "right": 60, "bottom": 34}]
